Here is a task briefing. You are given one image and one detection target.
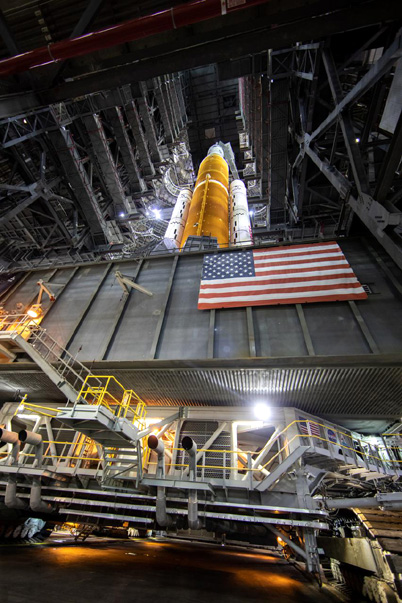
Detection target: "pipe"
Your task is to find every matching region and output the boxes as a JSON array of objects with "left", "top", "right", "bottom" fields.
[
  {"left": 0, "top": 428, "right": 20, "bottom": 465},
  {"left": 5, "top": 476, "right": 28, "bottom": 510},
  {"left": 182, "top": 436, "right": 198, "bottom": 479},
  {"left": 148, "top": 435, "right": 173, "bottom": 528},
  {"left": 19, "top": 429, "right": 43, "bottom": 467},
  {"left": 325, "top": 496, "right": 402, "bottom": 510},
  {"left": 30, "top": 478, "right": 53, "bottom": 513},
  {"left": 182, "top": 436, "right": 202, "bottom": 530},
  {"left": 155, "top": 486, "right": 174, "bottom": 528},
  {"left": 0, "top": 0, "right": 272, "bottom": 77},
  {"left": 148, "top": 434, "right": 166, "bottom": 478}
]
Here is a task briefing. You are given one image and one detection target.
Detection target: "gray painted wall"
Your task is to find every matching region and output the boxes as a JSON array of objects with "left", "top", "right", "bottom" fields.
[{"left": 2, "top": 238, "right": 402, "bottom": 362}]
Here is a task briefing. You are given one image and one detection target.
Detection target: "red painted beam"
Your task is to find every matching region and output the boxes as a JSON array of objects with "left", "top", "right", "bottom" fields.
[{"left": 0, "top": 0, "right": 272, "bottom": 77}]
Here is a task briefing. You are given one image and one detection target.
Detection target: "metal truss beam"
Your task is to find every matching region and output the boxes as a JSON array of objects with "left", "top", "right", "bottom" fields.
[
  {"left": 105, "top": 107, "right": 146, "bottom": 195},
  {"left": 47, "top": 113, "right": 109, "bottom": 246},
  {"left": 0, "top": 177, "right": 60, "bottom": 225},
  {"left": 153, "top": 77, "right": 174, "bottom": 143},
  {"left": 122, "top": 87, "right": 155, "bottom": 177},
  {"left": 305, "top": 143, "right": 402, "bottom": 270},
  {"left": 310, "top": 30, "right": 402, "bottom": 143},
  {"left": 322, "top": 49, "right": 370, "bottom": 196},
  {"left": 375, "top": 110, "right": 402, "bottom": 202},
  {"left": 82, "top": 113, "right": 127, "bottom": 210},
  {"left": 137, "top": 84, "right": 162, "bottom": 164}
]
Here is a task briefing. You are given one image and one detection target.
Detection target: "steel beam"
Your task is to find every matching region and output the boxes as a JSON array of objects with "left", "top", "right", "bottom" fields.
[
  {"left": 375, "top": 110, "right": 402, "bottom": 202},
  {"left": 137, "top": 85, "right": 161, "bottom": 164},
  {"left": 82, "top": 113, "right": 127, "bottom": 209},
  {"left": 0, "top": 192, "right": 40, "bottom": 224},
  {"left": 207, "top": 309, "right": 215, "bottom": 359},
  {"left": 47, "top": 121, "right": 109, "bottom": 245},
  {"left": 105, "top": 107, "right": 146, "bottom": 193},
  {"left": 296, "top": 304, "right": 315, "bottom": 356},
  {"left": 99, "top": 260, "right": 143, "bottom": 360},
  {"left": 322, "top": 49, "right": 370, "bottom": 196},
  {"left": 153, "top": 77, "right": 174, "bottom": 143},
  {"left": 64, "top": 263, "right": 112, "bottom": 351},
  {"left": 348, "top": 300, "right": 380, "bottom": 355},
  {"left": 311, "top": 30, "right": 402, "bottom": 143},
  {"left": 124, "top": 98, "right": 155, "bottom": 177},
  {"left": 246, "top": 307, "right": 256, "bottom": 357},
  {"left": 149, "top": 256, "right": 179, "bottom": 359},
  {"left": 255, "top": 447, "right": 310, "bottom": 491},
  {"left": 306, "top": 144, "right": 402, "bottom": 270}
]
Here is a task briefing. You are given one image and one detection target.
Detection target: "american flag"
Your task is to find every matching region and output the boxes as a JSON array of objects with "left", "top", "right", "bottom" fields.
[
  {"left": 299, "top": 418, "right": 321, "bottom": 437},
  {"left": 198, "top": 241, "right": 367, "bottom": 310}
]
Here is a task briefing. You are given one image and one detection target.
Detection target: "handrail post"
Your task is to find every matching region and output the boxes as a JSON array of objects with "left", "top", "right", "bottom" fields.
[{"left": 247, "top": 452, "right": 253, "bottom": 489}]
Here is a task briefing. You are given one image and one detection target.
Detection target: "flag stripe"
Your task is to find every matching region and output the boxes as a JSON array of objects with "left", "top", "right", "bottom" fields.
[
  {"left": 254, "top": 242, "right": 338, "bottom": 255},
  {"left": 198, "top": 292, "right": 368, "bottom": 309},
  {"left": 200, "top": 273, "right": 358, "bottom": 290},
  {"left": 254, "top": 250, "right": 344, "bottom": 264},
  {"left": 255, "top": 261, "right": 350, "bottom": 275},
  {"left": 255, "top": 257, "right": 347, "bottom": 270},
  {"left": 199, "top": 281, "right": 363, "bottom": 296},
  {"left": 199, "top": 285, "right": 365, "bottom": 302}
]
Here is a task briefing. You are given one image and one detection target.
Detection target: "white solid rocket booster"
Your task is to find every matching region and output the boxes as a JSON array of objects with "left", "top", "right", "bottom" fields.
[
  {"left": 229, "top": 180, "right": 253, "bottom": 246},
  {"left": 163, "top": 188, "right": 193, "bottom": 249}
]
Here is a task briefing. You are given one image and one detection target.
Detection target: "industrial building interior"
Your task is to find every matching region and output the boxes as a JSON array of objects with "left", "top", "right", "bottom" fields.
[{"left": 0, "top": 0, "right": 402, "bottom": 601}]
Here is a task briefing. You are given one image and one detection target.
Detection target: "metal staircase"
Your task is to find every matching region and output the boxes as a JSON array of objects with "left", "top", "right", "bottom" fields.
[
  {"left": 102, "top": 446, "right": 142, "bottom": 486},
  {"left": 0, "top": 314, "right": 146, "bottom": 486},
  {"left": 0, "top": 314, "right": 101, "bottom": 402}
]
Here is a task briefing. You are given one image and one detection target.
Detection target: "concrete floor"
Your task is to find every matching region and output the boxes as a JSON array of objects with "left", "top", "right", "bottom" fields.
[{"left": 0, "top": 535, "right": 342, "bottom": 603}]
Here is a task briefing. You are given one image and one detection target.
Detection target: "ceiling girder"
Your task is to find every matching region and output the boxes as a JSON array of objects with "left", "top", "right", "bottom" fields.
[
  {"left": 322, "top": 48, "right": 371, "bottom": 197},
  {"left": 310, "top": 30, "right": 402, "bottom": 143}
]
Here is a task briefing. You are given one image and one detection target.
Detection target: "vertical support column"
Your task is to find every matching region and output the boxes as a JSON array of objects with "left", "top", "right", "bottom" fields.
[
  {"left": 124, "top": 99, "right": 155, "bottom": 177},
  {"left": 207, "top": 309, "right": 215, "bottom": 358},
  {"left": 246, "top": 307, "right": 256, "bottom": 357},
  {"left": 168, "top": 75, "right": 184, "bottom": 131},
  {"left": 230, "top": 421, "right": 238, "bottom": 480},
  {"left": 105, "top": 106, "right": 146, "bottom": 193},
  {"left": 163, "top": 75, "right": 179, "bottom": 139},
  {"left": 138, "top": 83, "right": 162, "bottom": 163},
  {"left": 153, "top": 77, "right": 174, "bottom": 144},
  {"left": 98, "top": 260, "right": 143, "bottom": 360},
  {"left": 82, "top": 113, "right": 127, "bottom": 210},
  {"left": 348, "top": 300, "right": 379, "bottom": 354},
  {"left": 150, "top": 256, "right": 178, "bottom": 359},
  {"left": 303, "top": 527, "right": 322, "bottom": 576},
  {"left": 296, "top": 304, "right": 315, "bottom": 356},
  {"left": 174, "top": 74, "right": 187, "bottom": 127}
]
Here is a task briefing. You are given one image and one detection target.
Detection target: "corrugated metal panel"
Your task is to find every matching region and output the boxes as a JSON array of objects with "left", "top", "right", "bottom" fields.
[{"left": 0, "top": 364, "right": 401, "bottom": 418}]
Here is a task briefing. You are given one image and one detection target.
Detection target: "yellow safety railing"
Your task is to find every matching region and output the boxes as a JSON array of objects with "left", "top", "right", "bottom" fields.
[
  {"left": 145, "top": 422, "right": 402, "bottom": 479},
  {"left": 0, "top": 312, "right": 42, "bottom": 339},
  {"left": 77, "top": 375, "right": 147, "bottom": 429}
]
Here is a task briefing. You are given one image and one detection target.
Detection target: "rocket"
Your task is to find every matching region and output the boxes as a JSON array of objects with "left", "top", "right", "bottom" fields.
[{"left": 164, "top": 144, "right": 252, "bottom": 250}]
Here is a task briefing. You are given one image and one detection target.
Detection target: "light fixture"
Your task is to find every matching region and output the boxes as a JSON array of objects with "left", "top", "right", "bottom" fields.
[
  {"left": 153, "top": 208, "right": 161, "bottom": 219},
  {"left": 249, "top": 210, "right": 254, "bottom": 217},
  {"left": 27, "top": 304, "right": 43, "bottom": 319},
  {"left": 253, "top": 403, "right": 271, "bottom": 421},
  {"left": 355, "top": 137, "right": 360, "bottom": 143},
  {"left": 119, "top": 212, "right": 125, "bottom": 218}
]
